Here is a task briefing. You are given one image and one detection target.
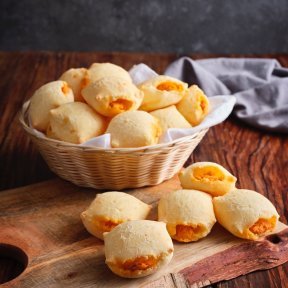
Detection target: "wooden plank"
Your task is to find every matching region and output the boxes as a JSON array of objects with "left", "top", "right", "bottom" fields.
[{"left": 0, "top": 178, "right": 287, "bottom": 288}]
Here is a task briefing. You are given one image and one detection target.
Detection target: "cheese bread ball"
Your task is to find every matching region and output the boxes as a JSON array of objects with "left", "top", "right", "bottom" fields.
[
  {"left": 47, "top": 102, "right": 106, "bottom": 144},
  {"left": 179, "top": 162, "right": 237, "bottom": 197},
  {"left": 104, "top": 220, "right": 174, "bottom": 278},
  {"left": 82, "top": 77, "right": 143, "bottom": 117},
  {"left": 106, "top": 111, "right": 162, "bottom": 148},
  {"left": 29, "top": 80, "right": 74, "bottom": 132},
  {"left": 87, "top": 62, "right": 132, "bottom": 83},
  {"left": 158, "top": 189, "right": 216, "bottom": 242},
  {"left": 59, "top": 68, "right": 88, "bottom": 102},
  {"left": 213, "top": 189, "right": 279, "bottom": 240},
  {"left": 176, "top": 85, "right": 209, "bottom": 126},
  {"left": 150, "top": 105, "right": 192, "bottom": 133},
  {"left": 81, "top": 192, "right": 151, "bottom": 240},
  {"left": 138, "top": 75, "right": 188, "bottom": 111}
]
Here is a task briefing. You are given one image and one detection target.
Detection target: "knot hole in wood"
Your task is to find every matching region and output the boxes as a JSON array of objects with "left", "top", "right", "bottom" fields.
[{"left": 0, "top": 243, "right": 28, "bottom": 284}]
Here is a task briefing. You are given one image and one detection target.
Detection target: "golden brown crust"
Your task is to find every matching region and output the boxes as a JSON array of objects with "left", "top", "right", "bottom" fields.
[
  {"left": 179, "top": 162, "right": 237, "bottom": 197},
  {"left": 82, "top": 76, "right": 143, "bottom": 117},
  {"left": 139, "top": 75, "right": 187, "bottom": 111},
  {"left": 81, "top": 192, "right": 151, "bottom": 240},
  {"left": 213, "top": 189, "right": 279, "bottom": 240},
  {"left": 158, "top": 189, "right": 216, "bottom": 242},
  {"left": 104, "top": 220, "right": 174, "bottom": 278},
  {"left": 47, "top": 102, "right": 107, "bottom": 144},
  {"left": 59, "top": 68, "right": 88, "bottom": 102},
  {"left": 150, "top": 105, "right": 191, "bottom": 133},
  {"left": 106, "top": 111, "right": 162, "bottom": 148},
  {"left": 87, "top": 62, "right": 132, "bottom": 83},
  {"left": 29, "top": 80, "right": 74, "bottom": 132},
  {"left": 176, "top": 85, "right": 209, "bottom": 126}
]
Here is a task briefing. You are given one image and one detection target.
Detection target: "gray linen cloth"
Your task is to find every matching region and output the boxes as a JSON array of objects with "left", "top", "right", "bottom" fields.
[{"left": 165, "top": 57, "right": 288, "bottom": 133}]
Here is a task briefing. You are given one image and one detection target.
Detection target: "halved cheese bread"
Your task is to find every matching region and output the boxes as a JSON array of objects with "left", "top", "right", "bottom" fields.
[
  {"left": 104, "top": 220, "right": 173, "bottom": 278},
  {"left": 81, "top": 192, "right": 151, "bottom": 240},
  {"left": 29, "top": 80, "right": 74, "bottom": 132},
  {"left": 139, "top": 75, "right": 187, "bottom": 111},
  {"left": 179, "top": 162, "right": 237, "bottom": 197},
  {"left": 213, "top": 189, "right": 279, "bottom": 240},
  {"left": 158, "top": 189, "right": 216, "bottom": 242}
]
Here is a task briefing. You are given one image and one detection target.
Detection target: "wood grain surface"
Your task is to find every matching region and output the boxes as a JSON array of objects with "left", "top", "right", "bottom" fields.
[
  {"left": 0, "top": 177, "right": 287, "bottom": 288},
  {"left": 0, "top": 52, "right": 288, "bottom": 288}
]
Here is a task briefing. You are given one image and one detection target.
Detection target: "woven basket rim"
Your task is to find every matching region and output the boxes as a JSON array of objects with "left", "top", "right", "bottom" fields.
[{"left": 19, "top": 100, "right": 208, "bottom": 153}]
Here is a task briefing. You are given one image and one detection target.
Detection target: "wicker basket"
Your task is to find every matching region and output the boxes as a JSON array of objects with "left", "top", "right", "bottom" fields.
[{"left": 19, "top": 101, "right": 208, "bottom": 190}]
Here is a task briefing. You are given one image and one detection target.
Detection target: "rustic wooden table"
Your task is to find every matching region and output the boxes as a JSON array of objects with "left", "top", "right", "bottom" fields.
[{"left": 0, "top": 52, "right": 287, "bottom": 287}]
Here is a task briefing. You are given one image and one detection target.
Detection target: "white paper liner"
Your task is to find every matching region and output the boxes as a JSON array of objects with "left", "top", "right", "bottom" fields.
[{"left": 29, "top": 63, "right": 236, "bottom": 148}]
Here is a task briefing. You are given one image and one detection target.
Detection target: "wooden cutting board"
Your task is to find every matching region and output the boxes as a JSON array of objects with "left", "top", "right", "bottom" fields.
[{"left": 0, "top": 177, "right": 287, "bottom": 288}]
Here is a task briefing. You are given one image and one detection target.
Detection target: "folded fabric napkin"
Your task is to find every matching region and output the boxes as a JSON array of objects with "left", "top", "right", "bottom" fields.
[{"left": 165, "top": 57, "right": 288, "bottom": 133}]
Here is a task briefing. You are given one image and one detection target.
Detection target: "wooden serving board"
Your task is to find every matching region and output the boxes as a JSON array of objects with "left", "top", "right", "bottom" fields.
[{"left": 1, "top": 177, "right": 287, "bottom": 288}]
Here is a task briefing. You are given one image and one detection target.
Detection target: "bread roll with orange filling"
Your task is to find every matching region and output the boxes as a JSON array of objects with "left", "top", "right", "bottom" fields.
[
  {"left": 158, "top": 189, "right": 216, "bottom": 242},
  {"left": 29, "top": 80, "right": 74, "bottom": 132},
  {"left": 104, "top": 220, "right": 174, "bottom": 278},
  {"left": 150, "top": 105, "right": 192, "bottom": 133},
  {"left": 138, "top": 75, "right": 188, "bottom": 111},
  {"left": 106, "top": 111, "right": 162, "bottom": 148},
  {"left": 179, "top": 162, "right": 237, "bottom": 197},
  {"left": 213, "top": 189, "right": 279, "bottom": 240},
  {"left": 59, "top": 68, "right": 88, "bottom": 102},
  {"left": 87, "top": 62, "right": 132, "bottom": 83},
  {"left": 82, "top": 77, "right": 143, "bottom": 117},
  {"left": 176, "top": 85, "right": 209, "bottom": 126},
  {"left": 81, "top": 192, "right": 151, "bottom": 240},
  {"left": 47, "top": 102, "right": 106, "bottom": 144}
]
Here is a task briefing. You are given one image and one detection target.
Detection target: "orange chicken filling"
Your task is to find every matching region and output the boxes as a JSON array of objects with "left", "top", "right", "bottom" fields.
[
  {"left": 109, "top": 99, "right": 133, "bottom": 111},
  {"left": 156, "top": 81, "right": 184, "bottom": 92},
  {"left": 94, "top": 217, "right": 121, "bottom": 233},
  {"left": 174, "top": 224, "right": 204, "bottom": 241},
  {"left": 193, "top": 166, "right": 225, "bottom": 181},
  {"left": 249, "top": 217, "right": 276, "bottom": 235},
  {"left": 120, "top": 256, "right": 158, "bottom": 271},
  {"left": 61, "top": 82, "right": 70, "bottom": 95},
  {"left": 80, "top": 76, "right": 90, "bottom": 90},
  {"left": 200, "top": 99, "right": 207, "bottom": 112}
]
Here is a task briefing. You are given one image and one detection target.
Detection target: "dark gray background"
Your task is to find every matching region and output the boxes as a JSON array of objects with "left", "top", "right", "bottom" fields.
[{"left": 1, "top": 0, "right": 288, "bottom": 53}]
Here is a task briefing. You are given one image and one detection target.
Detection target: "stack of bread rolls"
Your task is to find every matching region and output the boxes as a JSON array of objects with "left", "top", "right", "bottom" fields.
[
  {"left": 81, "top": 193, "right": 174, "bottom": 278},
  {"left": 176, "top": 162, "right": 279, "bottom": 241},
  {"left": 28, "top": 62, "right": 210, "bottom": 147},
  {"left": 80, "top": 161, "right": 279, "bottom": 279}
]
